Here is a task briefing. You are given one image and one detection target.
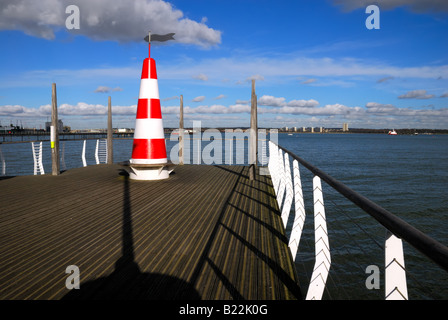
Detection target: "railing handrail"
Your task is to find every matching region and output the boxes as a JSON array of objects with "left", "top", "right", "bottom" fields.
[{"left": 275, "top": 142, "right": 448, "bottom": 272}]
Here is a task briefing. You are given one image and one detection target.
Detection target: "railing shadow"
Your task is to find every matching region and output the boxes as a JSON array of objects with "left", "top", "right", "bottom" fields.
[
  {"left": 190, "top": 165, "right": 301, "bottom": 299},
  {"left": 62, "top": 170, "right": 200, "bottom": 300}
]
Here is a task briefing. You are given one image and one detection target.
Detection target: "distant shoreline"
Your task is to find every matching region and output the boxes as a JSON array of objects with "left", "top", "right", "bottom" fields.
[{"left": 1, "top": 127, "right": 448, "bottom": 136}]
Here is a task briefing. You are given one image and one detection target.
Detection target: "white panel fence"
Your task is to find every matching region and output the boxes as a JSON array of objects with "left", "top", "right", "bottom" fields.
[
  {"left": 267, "top": 141, "right": 409, "bottom": 300},
  {"left": 28, "top": 139, "right": 108, "bottom": 174},
  {"left": 31, "top": 141, "right": 45, "bottom": 175}
]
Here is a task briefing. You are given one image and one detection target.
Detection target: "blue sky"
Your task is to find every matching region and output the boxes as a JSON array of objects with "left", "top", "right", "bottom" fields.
[{"left": 0, "top": 0, "right": 447, "bottom": 129}]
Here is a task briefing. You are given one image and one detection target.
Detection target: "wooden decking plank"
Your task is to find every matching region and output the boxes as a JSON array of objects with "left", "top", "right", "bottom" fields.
[{"left": 0, "top": 164, "right": 300, "bottom": 300}]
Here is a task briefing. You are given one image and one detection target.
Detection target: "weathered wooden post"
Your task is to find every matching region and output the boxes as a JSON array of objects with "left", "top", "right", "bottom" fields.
[
  {"left": 51, "top": 83, "right": 60, "bottom": 175},
  {"left": 179, "top": 94, "right": 184, "bottom": 165},
  {"left": 249, "top": 79, "right": 258, "bottom": 180},
  {"left": 107, "top": 96, "right": 113, "bottom": 164}
]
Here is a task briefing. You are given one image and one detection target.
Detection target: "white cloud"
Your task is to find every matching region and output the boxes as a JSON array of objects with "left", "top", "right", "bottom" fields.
[
  {"left": 3, "top": 101, "right": 448, "bottom": 129},
  {"left": 261, "top": 103, "right": 360, "bottom": 116},
  {"left": 94, "top": 86, "right": 110, "bottom": 93},
  {"left": 365, "top": 102, "right": 397, "bottom": 114},
  {"left": 377, "top": 76, "right": 394, "bottom": 83},
  {"left": 257, "top": 95, "right": 319, "bottom": 109},
  {"left": 258, "top": 95, "right": 286, "bottom": 107},
  {"left": 0, "top": 0, "right": 221, "bottom": 47},
  {"left": 159, "top": 56, "right": 448, "bottom": 84},
  {"left": 4, "top": 54, "right": 447, "bottom": 90},
  {"left": 192, "top": 96, "right": 205, "bottom": 102},
  {"left": 193, "top": 73, "right": 209, "bottom": 81},
  {"left": 0, "top": 105, "right": 28, "bottom": 116},
  {"left": 214, "top": 94, "right": 226, "bottom": 100},
  {"left": 300, "top": 78, "right": 317, "bottom": 84},
  {"left": 286, "top": 99, "right": 319, "bottom": 108},
  {"left": 0, "top": 102, "right": 136, "bottom": 117},
  {"left": 398, "top": 90, "right": 435, "bottom": 99},
  {"left": 187, "top": 104, "right": 250, "bottom": 114}
]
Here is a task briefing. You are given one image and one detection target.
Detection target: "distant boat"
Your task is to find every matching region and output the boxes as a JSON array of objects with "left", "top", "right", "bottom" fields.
[
  {"left": 388, "top": 129, "right": 397, "bottom": 135},
  {"left": 288, "top": 133, "right": 293, "bottom": 136}
]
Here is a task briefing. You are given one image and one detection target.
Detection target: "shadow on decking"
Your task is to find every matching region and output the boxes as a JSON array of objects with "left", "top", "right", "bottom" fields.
[
  {"left": 62, "top": 171, "right": 200, "bottom": 300},
  {"left": 62, "top": 165, "right": 300, "bottom": 300}
]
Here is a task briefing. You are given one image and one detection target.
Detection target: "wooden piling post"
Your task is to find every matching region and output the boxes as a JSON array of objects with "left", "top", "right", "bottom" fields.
[
  {"left": 107, "top": 96, "right": 113, "bottom": 164},
  {"left": 249, "top": 79, "right": 258, "bottom": 180},
  {"left": 51, "top": 83, "right": 60, "bottom": 175},
  {"left": 179, "top": 94, "right": 184, "bottom": 165}
]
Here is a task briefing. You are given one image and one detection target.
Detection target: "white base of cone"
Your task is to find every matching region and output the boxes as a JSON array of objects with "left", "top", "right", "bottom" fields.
[{"left": 127, "top": 163, "right": 174, "bottom": 181}]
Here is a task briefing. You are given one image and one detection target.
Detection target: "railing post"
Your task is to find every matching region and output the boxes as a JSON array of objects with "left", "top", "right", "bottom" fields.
[
  {"left": 51, "top": 83, "right": 60, "bottom": 175},
  {"left": 95, "top": 139, "right": 99, "bottom": 164},
  {"left": 82, "top": 140, "right": 87, "bottom": 167},
  {"left": 0, "top": 145, "right": 5, "bottom": 175},
  {"left": 31, "top": 141, "right": 45, "bottom": 175},
  {"left": 306, "top": 176, "right": 331, "bottom": 300},
  {"left": 249, "top": 79, "right": 257, "bottom": 180},
  {"left": 385, "top": 231, "right": 408, "bottom": 300},
  {"left": 268, "top": 141, "right": 278, "bottom": 191},
  {"left": 107, "top": 96, "right": 113, "bottom": 164},
  {"left": 281, "top": 153, "right": 293, "bottom": 228},
  {"left": 179, "top": 94, "right": 184, "bottom": 165},
  {"left": 32, "top": 142, "right": 37, "bottom": 175},
  {"left": 288, "top": 159, "right": 306, "bottom": 261},
  {"left": 276, "top": 148, "right": 286, "bottom": 209}
]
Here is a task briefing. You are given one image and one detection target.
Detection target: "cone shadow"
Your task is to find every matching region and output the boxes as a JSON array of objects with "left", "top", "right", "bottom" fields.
[{"left": 62, "top": 172, "right": 200, "bottom": 300}]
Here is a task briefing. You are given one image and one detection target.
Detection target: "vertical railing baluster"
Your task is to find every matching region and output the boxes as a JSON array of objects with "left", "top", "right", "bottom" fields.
[
  {"left": 268, "top": 142, "right": 278, "bottom": 193},
  {"left": 288, "top": 159, "right": 306, "bottom": 261},
  {"left": 82, "top": 140, "right": 87, "bottom": 167},
  {"left": 276, "top": 148, "right": 286, "bottom": 210},
  {"left": 95, "top": 139, "right": 99, "bottom": 165},
  {"left": 31, "top": 142, "right": 44, "bottom": 175},
  {"left": 38, "top": 142, "right": 44, "bottom": 174},
  {"left": 0, "top": 145, "right": 5, "bottom": 175},
  {"left": 281, "top": 153, "right": 293, "bottom": 228},
  {"left": 306, "top": 176, "right": 331, "bottom": 300},
  {"left": 385, "top": 231, "right": 408, "bottom": 300}
]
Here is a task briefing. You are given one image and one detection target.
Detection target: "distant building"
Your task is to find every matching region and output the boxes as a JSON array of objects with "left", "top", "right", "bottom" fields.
[
  {"left": 343, "top": 123, "right": 349, "bottom": 132},
  {"left": 45, "top": 120, "right": 64, "bottom": 132}
]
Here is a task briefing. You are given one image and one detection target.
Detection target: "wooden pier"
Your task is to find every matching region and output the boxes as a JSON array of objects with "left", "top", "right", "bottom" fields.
[{"left": 0, "top": 164, "right": 301, "bottom": 300}]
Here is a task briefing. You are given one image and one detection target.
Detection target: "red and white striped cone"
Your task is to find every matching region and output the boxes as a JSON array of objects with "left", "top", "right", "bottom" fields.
[
  {"left": 130, "top": 56, "right": 167, "bottom": 164},
  {"left": 128, "top": 32, "right": 173, "bottom": 180}
]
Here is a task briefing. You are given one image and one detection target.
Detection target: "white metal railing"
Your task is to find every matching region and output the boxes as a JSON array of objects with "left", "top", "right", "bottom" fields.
[
  {"left": 268, "top": 141, "right": 410, "bottom": 300},
  {"left": 95, "top": 139, "right": 108, "bottom": 164},
  {"left": 0, "top": 145, "right": 5, "bottom": 175},
  {"left": 82, "top": 140, "right": 87, "bottom": 167},
  {"left": 31, "top": 141, "right": 45, "bottom": 175}
]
